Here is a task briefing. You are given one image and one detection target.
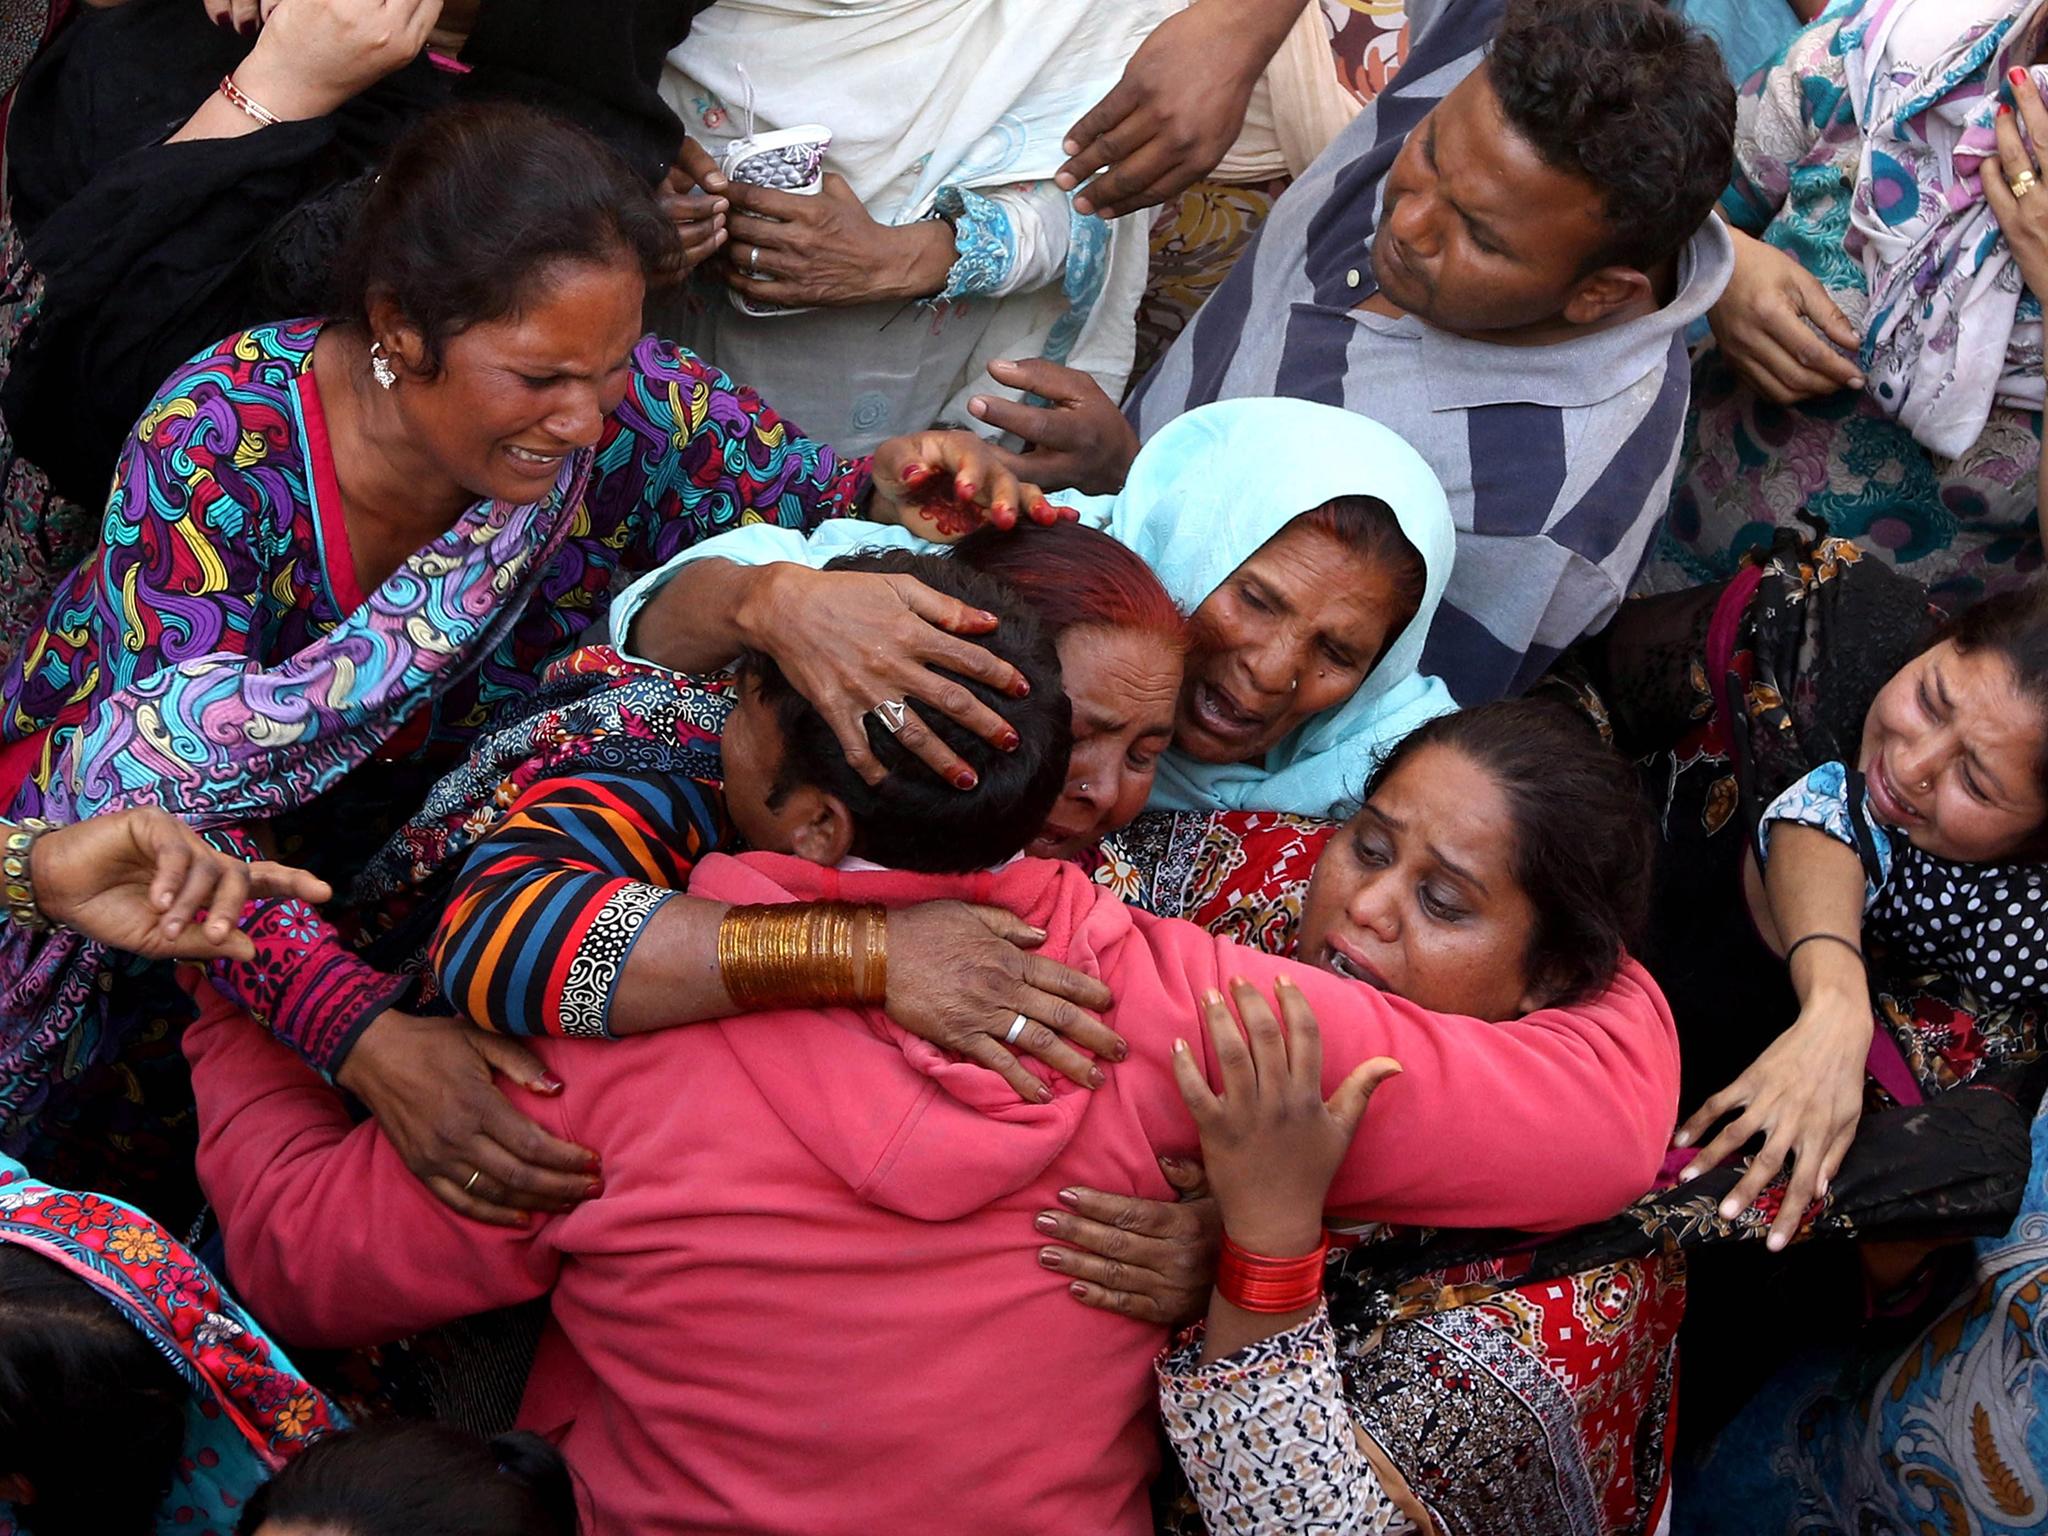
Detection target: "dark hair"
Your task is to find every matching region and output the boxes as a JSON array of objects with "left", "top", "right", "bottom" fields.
[
  {"left": 1939, "top": 578, "right": 2048, "bottom": 821},
  {"left": 1289, "top": 495, "right": 1428, "bottom": 665},
  {"left": 235, "top": 1423, "right": 578, "bottom": 1536},
  {"left": 1487, "top": 0, "right": 1735, "bottom": 272},
  {"left": 1362, "top": 698, "right": 1653, "bottom": 1006},
  {"left": 740, "top": 550, "right": 1072, "bottom": 873},
  {"left": 332, "top": 101, "right": 680, "bottom": 375},
  {"left": 0, "top": 1244, "right": 190, "bottom": 1536},
  {"left": 952, "top": 521, "right": 1187, "bottom": 654}
]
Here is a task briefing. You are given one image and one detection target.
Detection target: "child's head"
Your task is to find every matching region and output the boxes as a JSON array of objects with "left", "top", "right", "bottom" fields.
[
  {"left": 237, "top": 1423, "right": 579, "bottom": 1536},
  {"left": 720, "top": 548, "right": 1074, "bottom": 872},
  {"left": 0, "top": 1244, "right": 190, "bottom": 1536}
]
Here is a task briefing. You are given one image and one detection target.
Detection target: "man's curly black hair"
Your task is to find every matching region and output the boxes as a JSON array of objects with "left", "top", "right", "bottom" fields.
[{"left": 1487, "top": 0, "right": 1736, "bottom": 274}]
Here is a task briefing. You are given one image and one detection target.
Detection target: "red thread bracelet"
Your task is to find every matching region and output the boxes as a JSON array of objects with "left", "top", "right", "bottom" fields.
[{"left": 1217, "top": 1232, "right": 1329, "bottom": 1313}]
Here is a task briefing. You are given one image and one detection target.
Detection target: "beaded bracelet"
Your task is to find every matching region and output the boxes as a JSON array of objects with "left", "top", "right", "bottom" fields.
[
  {"left": 2, "top": 818, "right": 57, "bottom": 933},
  {"left": 717, "top": 902, "right": 887, "bottom": 1010},
  {"left": 218, "top": 74, "right": 281, "bottom": 128},
  {"left": 1217, "top": 1232, "right": 1330, "bottom": 1314}
]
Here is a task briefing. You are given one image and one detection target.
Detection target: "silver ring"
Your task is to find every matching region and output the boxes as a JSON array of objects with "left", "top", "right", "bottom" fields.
[
  {"left": 870, "top": 698, "right": 910, "bottom": 736},
  {"left": 748, "top": 244, "right": 762, "bottom": 275},
  {"left": 463, "top": 1169, "right": 483, "bottom": 1195},
  {"left": 1004, "top": 1013, "right": 1030, "bottom": 1046}
]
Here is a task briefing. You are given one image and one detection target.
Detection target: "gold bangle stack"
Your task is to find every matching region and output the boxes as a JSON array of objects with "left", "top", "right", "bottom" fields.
[
  {"left": 2, "top": 818, "right": 56, "bottom": 933},
  {"left": 718, "top": 902, "right": 888, "bottom": 1010}
]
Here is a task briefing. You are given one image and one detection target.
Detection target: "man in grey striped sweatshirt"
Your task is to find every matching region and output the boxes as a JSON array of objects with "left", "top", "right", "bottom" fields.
[{"left": 979, "top": 0, "right": 1738, "bottom": 704}]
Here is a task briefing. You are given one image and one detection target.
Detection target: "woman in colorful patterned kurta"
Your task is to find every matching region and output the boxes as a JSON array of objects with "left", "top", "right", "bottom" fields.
[{"left": 0, "top": 103, "right": 1032, "bottom": 1222}]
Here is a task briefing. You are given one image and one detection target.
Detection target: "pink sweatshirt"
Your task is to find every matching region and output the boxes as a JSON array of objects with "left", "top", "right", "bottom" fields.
[{"left": 190, "top": 850, "right": 1678, "bottom": 1536}]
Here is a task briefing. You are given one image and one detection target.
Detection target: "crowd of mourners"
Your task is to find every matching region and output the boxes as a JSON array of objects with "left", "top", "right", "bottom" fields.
[{"left": 2, "top": 0, "right": 2047, "bottom": 1531}]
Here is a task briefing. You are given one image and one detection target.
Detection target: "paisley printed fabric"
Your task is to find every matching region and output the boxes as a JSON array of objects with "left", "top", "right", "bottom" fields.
[
  {"left": 1688, "top": 1089, "right": 2048, "bottom": 1536},
  {"left": 0, "top": 318, "right": 864, "bottom": 1192},
  {"left": 1650, "top": 8, "right": 2045, "bottom": 608},
  {"left": 1102, "top": 810, "right": 1686, "bottom": 1536},
  {"left": 0, "top": 1152, "right": 340, "bottom": 1536},
  {"left": 1157, "top": 1307, "right": 1412, "bottom": 1536}
]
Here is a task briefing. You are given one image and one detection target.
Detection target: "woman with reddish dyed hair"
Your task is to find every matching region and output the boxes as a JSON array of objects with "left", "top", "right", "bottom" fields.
[{"left": 953, "top": 521, "right": 1189, "bottom": 857}]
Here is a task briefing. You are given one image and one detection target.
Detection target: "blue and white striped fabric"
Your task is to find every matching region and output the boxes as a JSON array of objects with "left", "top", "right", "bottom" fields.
[{"left": 1128, "top": 0, "right": 1735, "bottom": 704}]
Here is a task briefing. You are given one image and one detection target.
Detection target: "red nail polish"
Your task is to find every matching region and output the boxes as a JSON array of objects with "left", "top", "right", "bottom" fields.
[
  {"left": 587, "top": 1180, "right": 605, "bottom": 1198},
  {"left": 2013, "top": 67, "right": 2028, "bottom": 85},
  {"left": 1012, "top": 679, "right": 1031, "bottom": 698},
  {"left": 1068, "top": 1281, "right": 1087, "bottom": 1297},
  {"left": 1039, "top": 1248, "right": 1062, "bottom": 1268},
  {"left": 1034, "top": 1212, "right": 1059, "bottom": 1234},
  {"left": 999, "top": 729, "right": 1020, "bottom": 750},
  {"left": 1088, "top": 1067, "right": 1107, "bottom": 1088},
  {"left": 953, "top": 770, "right": 977, "bottom": 790},
  {"left": 2002, "top": 103, "right": 2014, "bottom": 116}
]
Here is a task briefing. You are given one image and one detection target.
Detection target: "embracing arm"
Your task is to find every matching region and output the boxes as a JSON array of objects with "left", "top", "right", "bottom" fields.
[
  {"left": 1113, "top": 911, "right": 1681, "bottom": 1231},
  {"left": 186, "top": 988, "right": 561, "bottom": 1348},
  {"left": 433, "top": 772, "right": 1121, "bottom": 1095},
  {"left": 432, "top": 771, "right": 731, "bottom": 1039}
]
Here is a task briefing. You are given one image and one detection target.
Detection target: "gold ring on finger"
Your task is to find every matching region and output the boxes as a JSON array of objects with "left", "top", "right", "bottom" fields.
[{"left": 2013, "top": 170, "right": 2040, "bottom": 199}]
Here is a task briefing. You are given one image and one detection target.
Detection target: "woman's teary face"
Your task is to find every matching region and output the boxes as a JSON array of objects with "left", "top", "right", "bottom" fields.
[
  {"left": 1297, "top": 743, "right": 1546, "bottom": 1022},
  {"left": 1859, "top": 640, "right": 2048, "bottom": 863},
  {"left": 385, "top": 256, "right": 646, "bottom": 506},
  {"left": 1027, "top": 624, "right": 1181, "bottom": 860},
  {"left": 1175, "top": 522, "right": 1402, "bottom": 765}
]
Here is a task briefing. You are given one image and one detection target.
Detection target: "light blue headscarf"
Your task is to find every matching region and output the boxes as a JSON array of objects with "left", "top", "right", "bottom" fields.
[
  {"left": 1058, "top": 398, "right": 1457, "bottom": 817},
  {"left": 609, "top": 397, "right": 1457, "bottom": 818}
]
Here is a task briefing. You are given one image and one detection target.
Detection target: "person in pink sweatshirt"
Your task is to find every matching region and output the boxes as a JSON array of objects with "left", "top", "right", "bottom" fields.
[{"left": 187, "top": 550, "right": 1678, "bottom": 1536}]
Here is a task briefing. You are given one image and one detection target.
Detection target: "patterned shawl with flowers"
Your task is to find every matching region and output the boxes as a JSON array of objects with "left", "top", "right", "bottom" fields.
[
  {"left": 1841, "top": 0, "right": 2048, "bottom": 456},
  {"left": 0, "top": 1153, "right": 341, "bottom": 1536}
]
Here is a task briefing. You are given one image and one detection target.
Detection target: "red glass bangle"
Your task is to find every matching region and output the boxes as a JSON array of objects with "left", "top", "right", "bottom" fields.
[{"left": 1217, "top": 1232, "right": 1329, "bottom": 1314}]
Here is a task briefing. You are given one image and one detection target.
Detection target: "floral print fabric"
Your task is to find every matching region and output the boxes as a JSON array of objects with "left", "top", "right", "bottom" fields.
[
  {"left": 0, "top": 1152, "right": 340, "bottom": 1536},
  {"left": 1651, "top": 6, "right": 2046, "bottom": 608}
]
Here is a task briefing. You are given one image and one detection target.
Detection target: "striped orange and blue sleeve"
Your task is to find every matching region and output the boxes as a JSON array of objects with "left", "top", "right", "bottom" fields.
[{"left": 431, "top": 770, "right": 727, "bottom": 1039}]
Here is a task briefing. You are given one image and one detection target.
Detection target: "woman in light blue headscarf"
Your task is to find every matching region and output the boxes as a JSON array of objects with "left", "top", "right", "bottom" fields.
[{"left": 609, "top": 397, "right": 1457, "bottom": 821}]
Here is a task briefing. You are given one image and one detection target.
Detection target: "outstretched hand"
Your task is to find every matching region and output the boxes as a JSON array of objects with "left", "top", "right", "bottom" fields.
[
  {"left": 1056, "top": 0, "right": 1287, "bottom": 220},
  {"left": 30, "top": 809, "right": 331, "bottom": 963}
]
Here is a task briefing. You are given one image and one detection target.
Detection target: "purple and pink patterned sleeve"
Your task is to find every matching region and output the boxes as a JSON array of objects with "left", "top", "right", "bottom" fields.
[{"left": 599, "top": 336, "right": 873, "bottom": 571}]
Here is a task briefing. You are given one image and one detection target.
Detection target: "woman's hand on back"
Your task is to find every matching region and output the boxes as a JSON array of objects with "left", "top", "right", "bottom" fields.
[
  {"left": 1708, "top": 225, "right": 1865, "bottom": 406},
  {"left": 1172, "top": 977, "right": 1401, "bottom": 1256},
  {"left": 335, "top": 1010, "right": 602, "bottom": 1227},
  {"left": 1040, "top": 1157, "right": 1221, "bottom": 1326},
  {"left": 885, "top": 901, "right": 1121, "bottom": 1102},
  {"left": 232, "top": 0, "right": 442, "bottom": 121}
]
